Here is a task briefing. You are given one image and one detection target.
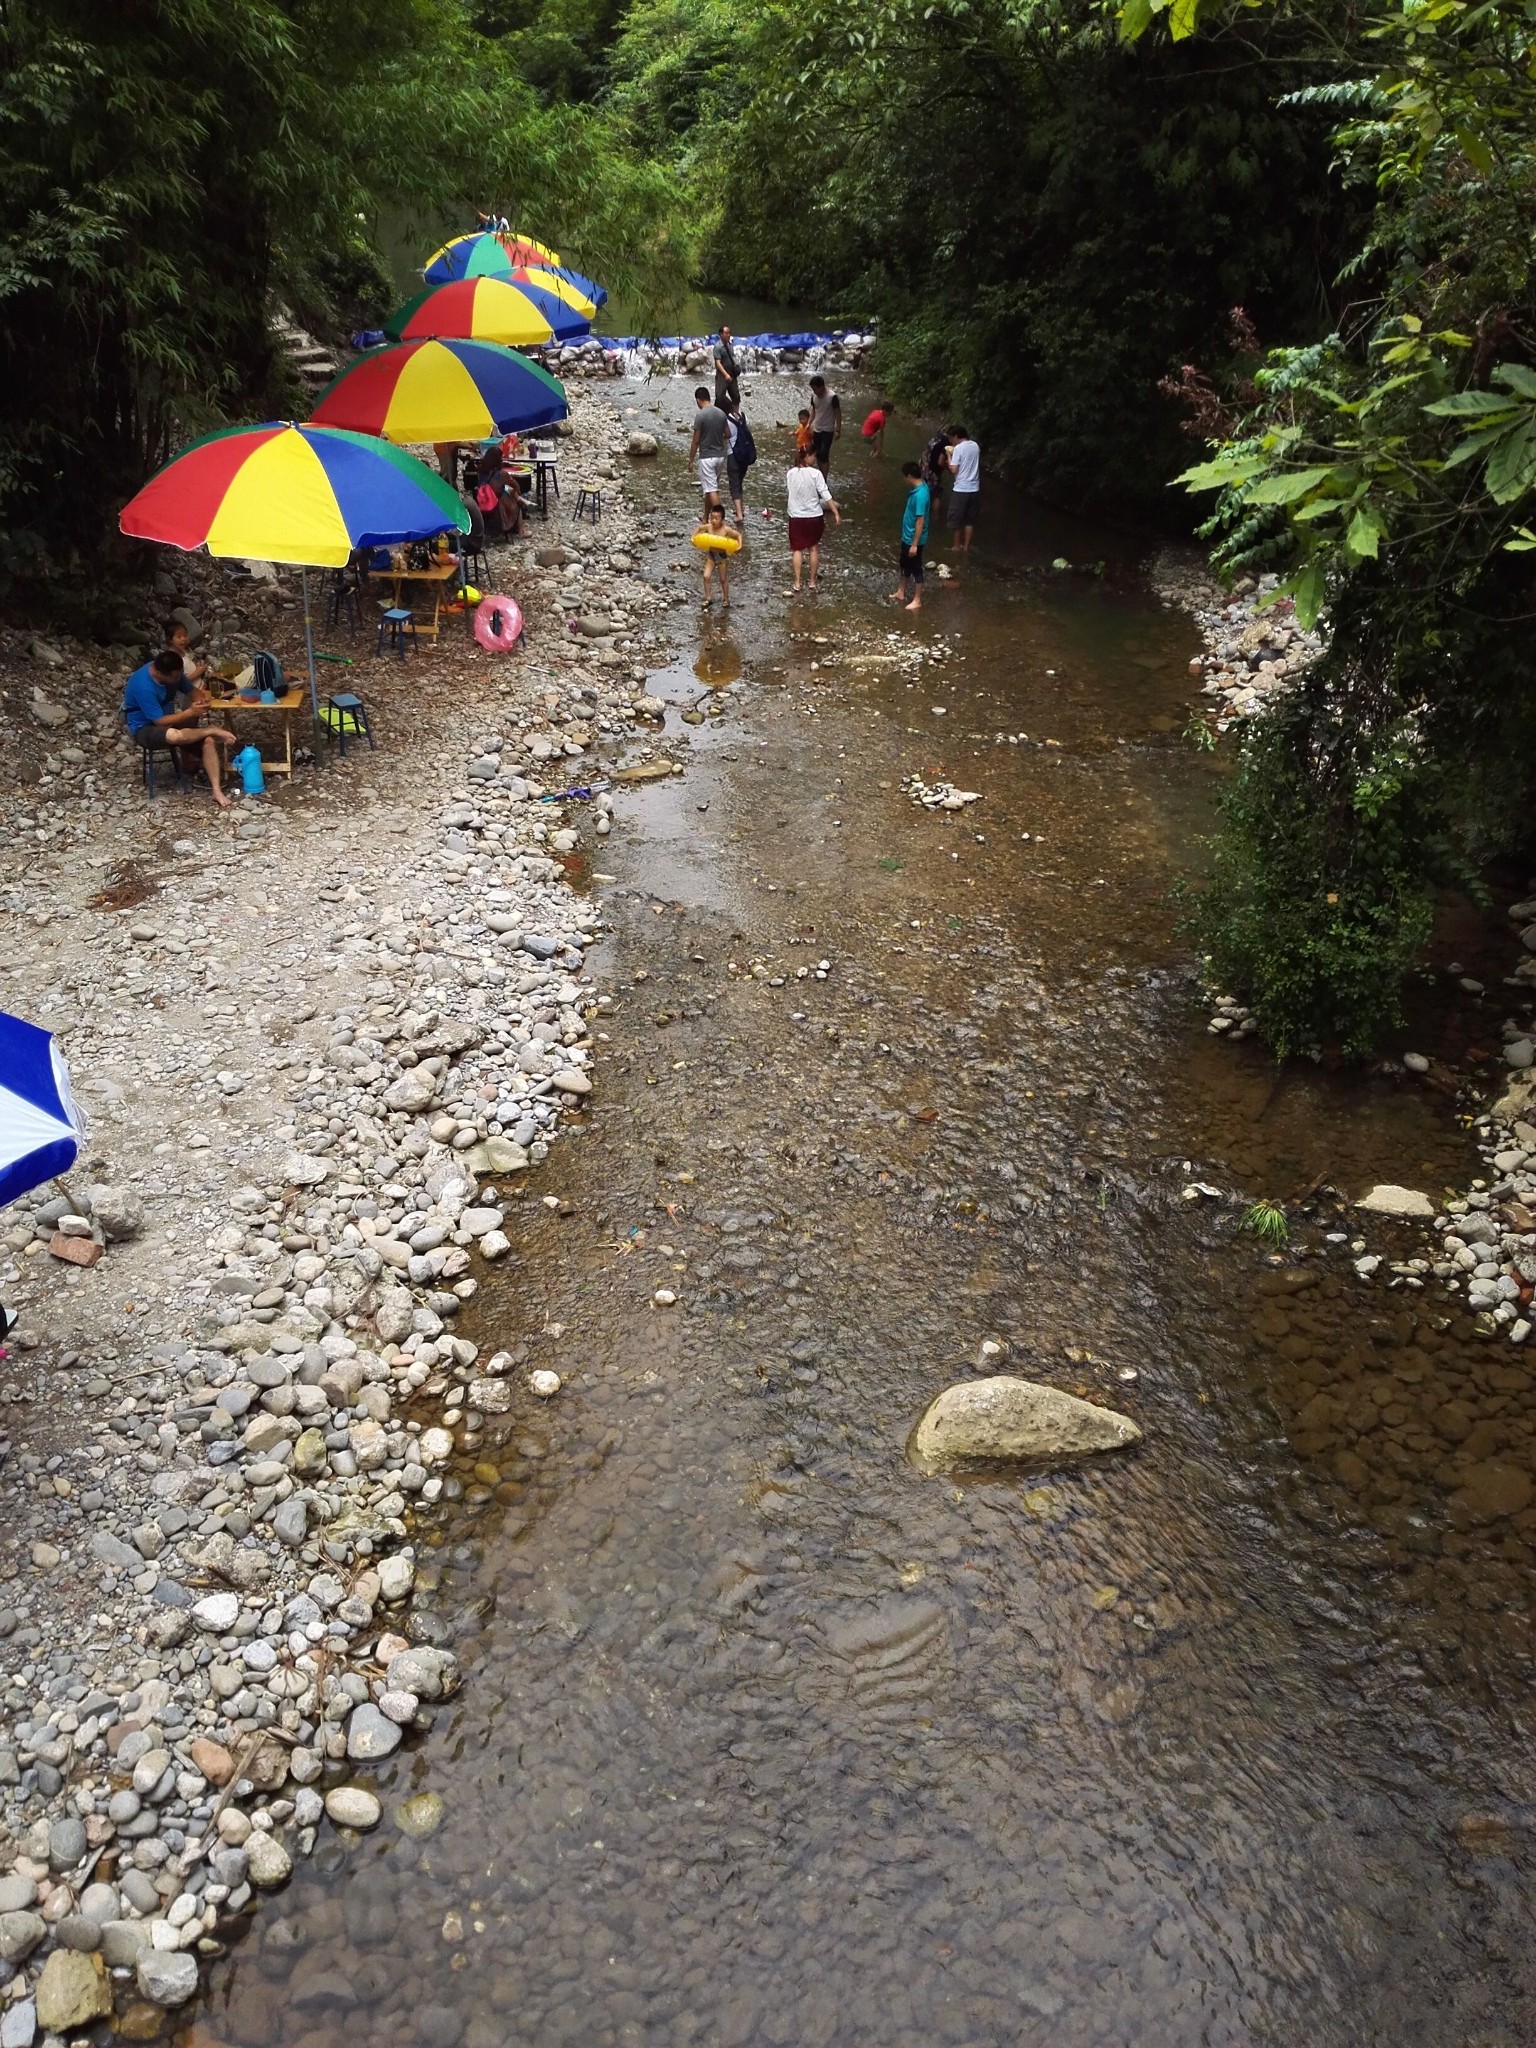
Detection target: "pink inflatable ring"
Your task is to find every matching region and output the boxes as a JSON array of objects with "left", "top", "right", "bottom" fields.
[{"left": 474, "top": 593, "right": 524, "bottom": 653}]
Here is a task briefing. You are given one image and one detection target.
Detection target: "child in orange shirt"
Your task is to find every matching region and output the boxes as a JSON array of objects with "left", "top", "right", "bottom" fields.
[{"left": 795, "top": 409, "right": 814, "bottom": 456}]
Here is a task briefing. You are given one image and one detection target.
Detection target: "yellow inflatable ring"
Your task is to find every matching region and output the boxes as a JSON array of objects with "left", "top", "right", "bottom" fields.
[{"left": 692, "top": 529, "right": 742, "bottom": 555}]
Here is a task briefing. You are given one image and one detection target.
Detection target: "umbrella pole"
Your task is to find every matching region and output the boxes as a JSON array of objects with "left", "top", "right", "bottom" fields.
[{"left": 301, "top": 565, "right": 321, "bottom": 752}]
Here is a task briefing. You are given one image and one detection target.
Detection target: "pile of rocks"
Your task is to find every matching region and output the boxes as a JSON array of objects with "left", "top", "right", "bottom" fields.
[
  {"left": 20, "top": 1184, "right": 143, "bottom": 1274},
  {"left": 1149, "top": 553, "right": 1324, "bottom": 733},
  {"left": 1356, "top": 904, "right": 1536, "bottom": 1336},
  {"left": 901, "top": 773, "right": 981, "bottom": 813},
  {"left": 1206, "top": 994, "right": 1259, "bottom": 1041},
  {"left": 1192, "top": 589, "right": 1321, "bottom": 728},
  {"left": 560, "top": 333, "right": 877, "bottom": 382}
]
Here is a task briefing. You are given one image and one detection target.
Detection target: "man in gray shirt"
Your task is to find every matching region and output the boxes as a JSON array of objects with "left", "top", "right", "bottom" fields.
[{"left": 689, "top": 385, "right": 728, "bottom": 509}]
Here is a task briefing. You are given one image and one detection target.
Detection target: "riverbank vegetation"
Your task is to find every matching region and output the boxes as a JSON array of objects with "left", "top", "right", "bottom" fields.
[
  {"left": 1134, "top": 0, "right": 1536, "bottom": 1054},
  {"left": 605, "top": 0, "right": 1361, "bottom": 513}
]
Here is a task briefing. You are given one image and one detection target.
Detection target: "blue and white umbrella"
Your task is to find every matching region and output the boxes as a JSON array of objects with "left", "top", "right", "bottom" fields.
[{"left": 0, "top": 1011, "right": 82, "bottom": 1209}]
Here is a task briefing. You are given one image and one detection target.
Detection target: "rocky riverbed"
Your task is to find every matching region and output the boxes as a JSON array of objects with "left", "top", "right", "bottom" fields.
[{"left": 0, "top": 390, "right": 705, "bottom": 2036}]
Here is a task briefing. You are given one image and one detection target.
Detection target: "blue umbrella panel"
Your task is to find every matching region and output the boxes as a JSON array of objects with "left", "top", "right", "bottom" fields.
[{"left": 0, "top": 1011, "right": 82, "bottom": 1209}]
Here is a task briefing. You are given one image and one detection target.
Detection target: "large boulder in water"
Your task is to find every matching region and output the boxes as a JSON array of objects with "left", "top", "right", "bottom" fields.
[
  {"left": 1354, "top": 1183, "right": 1434, "bottom": 1219},
  {"left": 910, "top": 1375, "right": 1141, "bottom": 1469}
]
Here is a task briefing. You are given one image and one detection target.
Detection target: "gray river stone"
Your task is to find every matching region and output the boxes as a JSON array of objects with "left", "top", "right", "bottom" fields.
[
  {"left": 1355, "top": 1182, "right": 1435, "bottom": 1219},
  {"left": 910, "top": 1376, "right": 1142, "bottom": 1468},
  {"left": 346, "top": 1703, "right": 402, "bottom": 1760},
  {"left": 0, "top": 1912, "right": 46, "bottom": 1963},
  {"left": 137, "top": 1948, "right": 199, "bottom": 2006}
]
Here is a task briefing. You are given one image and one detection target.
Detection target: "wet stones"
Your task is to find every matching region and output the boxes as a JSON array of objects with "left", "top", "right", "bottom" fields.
[
  {"left": 377, "top": 1553, "right": 415, "bottom": 1602},
  {"left": 34, "top": 1947, "right": 111, "bottom": 2032},
  {"left": 245, "top": 1831, "right": 294, "bottom": 1888},
  {"left": 396, "top": 1791, "right": 445, "bottom": 1839},
  {"left": 910, "top": 1376, "right": 1142, "bottom": 1468},
  {"left": 324, "top": 1786, "right": 382, "bottom": 1831},
  {"left": 1450, "top": 1461, "right": 1534, "bottom": 1523},
  {"left": 385, "top": 1646, "right": 460, "bottom": 1700},
  {"left": 345, "top": 1704, "right": 402, "bottom": 1761},
  {"left": 136, "top": 1949, "right": 199, "bottom": 2006}
]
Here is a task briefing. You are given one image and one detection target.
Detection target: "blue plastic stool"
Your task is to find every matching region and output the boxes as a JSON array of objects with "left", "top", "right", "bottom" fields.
[
  {"left": 320, "top": 692, "right": 375, "bottom": 755},
  {"left": 376, "top": 607, "right": 417, "bottom": 659}
]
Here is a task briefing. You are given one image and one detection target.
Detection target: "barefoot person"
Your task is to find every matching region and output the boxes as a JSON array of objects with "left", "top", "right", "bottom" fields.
[
  {"left": 786, "top": 445, "right": 839, "bottom": 594},
  {"left": 891, "top": 460, "right": 930, "bottom": 611},
  {"left": 689, "top": 385, "right": 729, "bottom": 511},
  {"left": 861, "top": 400, "right": 893, "bottom": 457},
  {"left": 947, "top": 424, "right": 980, "bottom": 552},
  {"left": 123, "top": 649, "right": 237, "bottom": 807},
  {"left": 694, "top": 502, "right": 736, "bottom": 610}
]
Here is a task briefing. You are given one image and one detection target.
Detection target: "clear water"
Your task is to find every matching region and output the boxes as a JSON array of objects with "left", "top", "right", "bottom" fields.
[{"left": 187, "top": 378, "right": 1536, "bottom": 2048}]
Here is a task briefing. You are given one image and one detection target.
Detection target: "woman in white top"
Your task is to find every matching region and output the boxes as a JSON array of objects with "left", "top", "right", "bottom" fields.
[{"left": 785, "top": 446, "right": 841, "bottom": 595}]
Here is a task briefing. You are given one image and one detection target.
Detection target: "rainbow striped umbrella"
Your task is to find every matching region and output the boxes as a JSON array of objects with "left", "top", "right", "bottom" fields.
[
  {"left": 387, "top": 276, "right": 590, "bottom": 347},
  {"left": 120, "top": 422, "right": 468, "bottom": 723},
  {"left": 309, "top": 339, "right": 568, "bottom": 442},
  {"left": 120, "top": 422, "right": 466, "bottom": 565},
  {"left": 423, "top": 230, "right": 607, "bottom": 308}
]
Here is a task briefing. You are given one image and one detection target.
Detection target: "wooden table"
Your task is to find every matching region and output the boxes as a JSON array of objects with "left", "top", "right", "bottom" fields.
[
  {"left": 206, "top": 686, "right": 306, "bottom": 776},
  {"left": 367, "top": 558, "right": 460, "bottom": 640}
]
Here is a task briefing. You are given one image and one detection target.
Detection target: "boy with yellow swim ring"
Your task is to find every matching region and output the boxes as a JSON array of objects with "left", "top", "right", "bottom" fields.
[{"left": 693, "top": 502, "right": 740, "bottom": 609}]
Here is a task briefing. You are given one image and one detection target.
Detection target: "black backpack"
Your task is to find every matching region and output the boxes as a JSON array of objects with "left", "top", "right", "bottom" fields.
[
  {"left": 252, "top": 651, "right": 284, "bottom": 695},
  {"left": 732, "top": 415, "right": 758, "bottom": 471}
]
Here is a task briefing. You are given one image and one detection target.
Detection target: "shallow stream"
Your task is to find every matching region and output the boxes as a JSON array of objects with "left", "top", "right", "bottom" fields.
[{"left": 191, "top": 379, "right": 1536, "bottom": 2047}]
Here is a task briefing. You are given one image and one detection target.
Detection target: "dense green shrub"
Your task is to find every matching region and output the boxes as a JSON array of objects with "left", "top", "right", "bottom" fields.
[{"left": 1154, "top": 0, "right": 1536, "bottom": 1051}]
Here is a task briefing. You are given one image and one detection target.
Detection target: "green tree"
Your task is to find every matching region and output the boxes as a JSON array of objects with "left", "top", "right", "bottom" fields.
[
  {"left": 472, "top": 0, "right": 630, "bottom": 102},
  {"left": 0, "top": 0, "right": 686, "bottom": 584},
  {"left": 1137, "top": 0, "right": 1536, "bottom": 1050},
  {"left": 609, "top": 0, "right": 1360, "bottom": 510}
]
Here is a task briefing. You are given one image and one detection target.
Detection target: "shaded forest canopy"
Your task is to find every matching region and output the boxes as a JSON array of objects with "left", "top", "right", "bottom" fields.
[{"left": 3, "top": 0, "right": 1534, "bottom": 1055}]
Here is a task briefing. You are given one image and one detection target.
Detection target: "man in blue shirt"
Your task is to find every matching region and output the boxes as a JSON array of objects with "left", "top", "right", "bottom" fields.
[
  {"left": 891, "top": 461, "right": 931, "bottom": 612},
  {"left": 123, "top": 650, "right": 237, "bottom": 807}
]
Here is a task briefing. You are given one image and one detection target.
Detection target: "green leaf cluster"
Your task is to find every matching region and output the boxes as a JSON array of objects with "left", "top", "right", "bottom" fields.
[
  {"left": 1137, "top": 0, "right": 1536, "bottom": 1051},
  {"left": 0, "top": 0, "right": 688, "bottom": 581}
]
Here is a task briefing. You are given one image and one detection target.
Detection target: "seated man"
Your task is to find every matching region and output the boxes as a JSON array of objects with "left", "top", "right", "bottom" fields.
[
  {"left": 123, "top": 649, "right": 237, "bottom": 808},
  {"left": 472, "top": 452, "right": 525, "bottom": 539}
]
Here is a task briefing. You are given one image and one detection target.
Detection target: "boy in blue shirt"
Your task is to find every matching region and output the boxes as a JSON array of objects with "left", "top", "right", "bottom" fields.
[
  {"left": 891, "top": 461, "right": 930, "bottom": 612},
  {"left": 123, "top": 650, "right": 237, "bottom": 807}
]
